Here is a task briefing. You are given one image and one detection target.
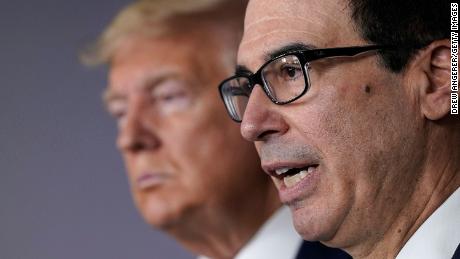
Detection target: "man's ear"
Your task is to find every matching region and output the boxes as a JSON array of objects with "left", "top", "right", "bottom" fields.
[{"left": 413, "top": 39, "right": 452, "bottom": 120}]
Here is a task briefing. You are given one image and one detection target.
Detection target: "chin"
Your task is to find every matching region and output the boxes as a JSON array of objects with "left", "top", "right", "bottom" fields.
[
  {"left": 290, "top": 202, "right": 339, "bottom": 243},
  {"left": 134, "top": 193, "right": 182, "bottom": 230},
  {"left": 292, "top": 213, "right": 321, "bottom": 241},
  {"left": 142, "top": 211, "right": 176, "bottom": 230}
]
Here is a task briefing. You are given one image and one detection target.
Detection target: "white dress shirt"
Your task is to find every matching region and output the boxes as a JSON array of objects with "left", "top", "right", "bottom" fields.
[
  {"left": 396, "top": 187, "right": 460, "bottom": 259},
  {"left": 198, "top": 206, "right": 303, "bottom": 259}
]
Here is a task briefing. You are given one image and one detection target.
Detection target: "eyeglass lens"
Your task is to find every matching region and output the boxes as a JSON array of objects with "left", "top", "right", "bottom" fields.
[{"left": 221, "top": 54, "right": 307, "bottom": 121}]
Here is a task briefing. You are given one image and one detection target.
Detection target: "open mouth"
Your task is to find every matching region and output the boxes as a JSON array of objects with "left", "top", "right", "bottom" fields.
[{"left": 274, "top": 165, "right": 319, "bottom": 188}]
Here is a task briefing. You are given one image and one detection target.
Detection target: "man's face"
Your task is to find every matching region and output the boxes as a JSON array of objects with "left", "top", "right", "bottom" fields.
[
  {"left": 238, "top": 0, "right": 426, "bottom": 247},
  {"left": 106, "top": 29, "right": 265, "bottom": 230}
]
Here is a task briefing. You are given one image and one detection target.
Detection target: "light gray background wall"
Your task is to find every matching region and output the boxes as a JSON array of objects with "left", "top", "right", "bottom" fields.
[{"left": 0, "top": 1, "right": 193, "bottom": 258}]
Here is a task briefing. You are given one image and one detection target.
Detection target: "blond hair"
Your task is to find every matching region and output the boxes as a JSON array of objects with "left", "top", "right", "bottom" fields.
[{"left": 80, "top": 0, "right": 246, "bottom": 66}]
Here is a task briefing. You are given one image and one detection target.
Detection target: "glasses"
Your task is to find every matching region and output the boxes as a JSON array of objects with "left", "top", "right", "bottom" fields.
[{"left": 218, "top": 45, "right": 393, "bottom": 122}]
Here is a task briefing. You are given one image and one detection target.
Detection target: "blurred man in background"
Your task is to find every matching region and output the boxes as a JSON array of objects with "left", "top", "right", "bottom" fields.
[{"left": 81, "top": 0, "right": 349, "bottom": 258}]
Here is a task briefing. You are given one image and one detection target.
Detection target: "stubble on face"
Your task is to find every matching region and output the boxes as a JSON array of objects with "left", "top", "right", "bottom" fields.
[{"left": 239, "top": 0, "right": 428, "bottom": 253}]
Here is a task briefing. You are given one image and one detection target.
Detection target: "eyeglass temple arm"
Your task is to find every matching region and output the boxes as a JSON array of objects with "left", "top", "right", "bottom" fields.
[{"left": 306, "top": 45, "right": 396, "bottom": 61}]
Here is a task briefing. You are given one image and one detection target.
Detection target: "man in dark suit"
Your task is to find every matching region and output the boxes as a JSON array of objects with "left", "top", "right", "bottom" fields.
[
  {"left": 219, "top": 0, "right": 459, "bottom": 258},
  {"left": 454, "top": 246, "right": 460, "bottom": 259},
  {"left": 82, "top": 0, "right": 349, "bottom": 258}
]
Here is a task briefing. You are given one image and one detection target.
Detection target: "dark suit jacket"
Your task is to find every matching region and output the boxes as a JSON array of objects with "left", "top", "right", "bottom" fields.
[
  {"left": 296, "top": 241, "right": 460, "bottom": 259},
  {"left": 295, "top": 241, "right": 351, "bottom": 259},
  {"left": 452, "top": 243, "right": 460, "bottom": 259}
]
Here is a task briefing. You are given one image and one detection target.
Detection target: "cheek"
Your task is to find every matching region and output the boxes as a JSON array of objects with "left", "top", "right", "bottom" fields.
[
  {"left": 313, "top": 70, "right": 420, "bottom": 204},
  {"left": 289, "top": 72, "right": 393, "bottom": 191},
  {"left": 160, "top": 106, "right": 238, "bottom": 185}
]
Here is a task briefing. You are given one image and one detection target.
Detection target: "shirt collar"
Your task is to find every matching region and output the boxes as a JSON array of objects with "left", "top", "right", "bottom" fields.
[
  {"left": 396, "top": 187, "right": 460, "bottom": 259},
  {"left": 198, "top": 206, "right": 303, "bottom": 259}
]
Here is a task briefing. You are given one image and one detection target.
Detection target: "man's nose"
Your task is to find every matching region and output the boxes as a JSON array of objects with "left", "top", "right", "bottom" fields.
[
  {"left": 240, "top": 86, "right": 288, "bottom": 142},
  {"left": 117, "top": 103, "right": 161, "bottom": 153}
]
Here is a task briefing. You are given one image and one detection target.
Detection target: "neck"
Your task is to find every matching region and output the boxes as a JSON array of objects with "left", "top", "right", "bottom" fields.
[
  {"left": 352, "top": 121, "right": 460, "bottom": 259},
  {"left": 167, "top": 185, "right": 281, "bottom": 259}
]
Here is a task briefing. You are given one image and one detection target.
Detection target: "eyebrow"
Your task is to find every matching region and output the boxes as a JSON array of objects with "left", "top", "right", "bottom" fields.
[
  {"left": 235, "top": 65, "right": 252, "bottom": 76},
  {"left": 265, "top": 42, "right": 316, "bottom": 62},
  {"left": 235, "top": 42, "right": 317, "bottom": 75},
  {"left": 103, "top": 71, "right": 180, "bottom": 108}
]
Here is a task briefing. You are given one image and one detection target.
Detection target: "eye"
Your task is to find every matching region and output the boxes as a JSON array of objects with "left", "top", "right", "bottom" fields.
[
  {"left": 229, "top": 85, "right": 250, "bottom": 97},
  {"left": 152, "top": 86, "right": 187, "bottom": 103},
  {"left": 150, "top": 80, "right": 192, "bottom": 116},
  {"left": 279, "top": 61, "right": 302, "bottom": 81},
  {"left": 107, "top": 100, "right": 128, "bottom": 124}
]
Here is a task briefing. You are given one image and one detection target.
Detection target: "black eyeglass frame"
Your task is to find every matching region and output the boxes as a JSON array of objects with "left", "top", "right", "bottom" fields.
[{"left": 218, "top": 45, "right": 395, "bottom": 122}]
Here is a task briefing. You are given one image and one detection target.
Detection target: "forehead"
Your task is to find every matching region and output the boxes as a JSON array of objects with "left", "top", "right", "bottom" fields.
[
  {"left": 239, "top": 0, "right": 364, "bottom": 70},
  {"left": 109, "top": 25, "right": 228, "bottom": 94},
  {"left": 112, "top": 21, "right": 221, "bottom": 69}
]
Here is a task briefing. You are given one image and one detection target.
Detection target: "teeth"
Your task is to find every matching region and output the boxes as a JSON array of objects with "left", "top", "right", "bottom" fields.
[
  {"left": 283, "top": 167, "right": 315, "bottom": 188},
  {"left": 275, "top": 167, "right": 291, "bottom": 175},
  {"left": 283, "top": 170, "right": 308, "bottom": 187}
]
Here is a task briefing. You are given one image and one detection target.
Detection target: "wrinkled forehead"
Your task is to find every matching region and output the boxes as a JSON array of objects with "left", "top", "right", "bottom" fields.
[{"left": 239, "top": 0, "right": 363, "bottom": 70}]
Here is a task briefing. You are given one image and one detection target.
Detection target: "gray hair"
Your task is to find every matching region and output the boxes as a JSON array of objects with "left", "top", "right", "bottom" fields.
[{"left": 80, "top": 0, "right": 246, "bottom": 66}]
